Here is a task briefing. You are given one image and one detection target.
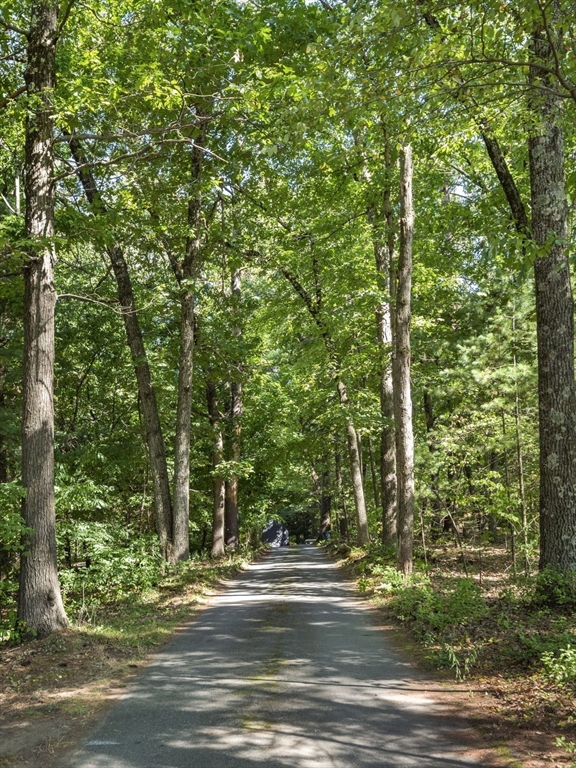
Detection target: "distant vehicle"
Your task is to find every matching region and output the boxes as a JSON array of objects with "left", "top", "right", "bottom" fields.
[{"left": 261, "top": 520, "right": 290, "bottom": 547}]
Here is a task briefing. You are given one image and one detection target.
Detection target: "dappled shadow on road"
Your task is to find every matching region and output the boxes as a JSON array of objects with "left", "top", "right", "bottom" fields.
[{"left": 69, "top": 547, "right": 498, "bottom": 768}]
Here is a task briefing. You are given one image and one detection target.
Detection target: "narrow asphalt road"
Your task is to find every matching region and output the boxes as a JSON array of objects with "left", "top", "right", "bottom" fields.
[{"left": 68, "top": 546, "right": 495, "bottom": 768}]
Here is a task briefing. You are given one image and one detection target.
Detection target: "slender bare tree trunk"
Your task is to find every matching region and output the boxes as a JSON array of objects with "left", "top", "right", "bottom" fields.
[
  {"left": 393, "top": 146, "right": 415, "bottom": 575},
  {"left": 224, "top": 381, "right": 242, "bottom": 550},
  {"left": 319, "top": 469, "right": 331, "bottom": 539},
  {"left": 514, "top": 376, "right": 529, "bottom": 576},
  {"left": 334, "top": 447, "right": 349, "bottom": 539},
  {"left": 528, "top": 14, "right": 576, "bottom": 572},
  {"left": 206, "top": 380, "right": 225, "bottom": 558},
  {"left": 511, "top": 313, "right": 530, "bottom": 575},
  {"left": 109, "top": 246, "right": 174, "bottom": 558},
  {"left": 67, "top": 141, "right": 173, "bottom": 560},
  {"left": 224, "top": 268, "right": 242, "bottom": 550},
  {"left": 377, "top": 131, "right": 397, "bottom": 546},
  {"left": 0, "top": 384, "right": 8, "bottom": 483},
  {"left": 172, "top": 137, "right": 204, "bottom": 562},
  {"left": 367, "top": 436, "right": 380, "bottom": 511},
  {"left": 18, "top": 1, "right": 68, "bottom": 637},
  {"left": 337, "top": 381, "right": 369, "bottom": 544}
]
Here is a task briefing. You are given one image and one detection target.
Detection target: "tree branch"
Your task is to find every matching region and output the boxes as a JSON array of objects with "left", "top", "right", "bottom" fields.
[
  {"left": 57, "top": 0, "right": 77, "bottom": 35},
  {"left": 0, "top": 84, "right": 26, "bottom": 111},
  {"left": 0, "top": 16, "right": 28, "bottom": 37}
]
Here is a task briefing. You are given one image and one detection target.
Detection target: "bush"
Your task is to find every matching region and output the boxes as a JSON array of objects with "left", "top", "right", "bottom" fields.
[
  {"left": 541, "top": 645, "right": 576, "bottom": 684},
  {"left": 0, "top": 484, "right": 29, "bottom": 643},
  {"left": 390, "top": 578, "right": 488, "bottom": 636},
  {"left": 58, "top": 522, "right": 163, "bottom": 607},
  {"left": 372, "top": 565, "right": 408, "bottom": 591},
  {"left": 534, "top": 567, "right": 576, "bottom": 609}
]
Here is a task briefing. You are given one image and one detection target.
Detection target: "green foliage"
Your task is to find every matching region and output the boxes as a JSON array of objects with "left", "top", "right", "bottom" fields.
[
  {"left": 501, "top": 625, "right": 576, "bottom": 668},
  {"left": 0, "top": 484, "right": 30, "bottom": 643},
  {"left": 534, "top": 567, "right": 576, "bottom": 609},
  {"left": 362, "top": 564, "right": 407, "bottom": 593},
  {"left": 0, "top": 0, "right": 572, "bottom": 671},
  {"left": 0, "top": 481, "right": 27, "bottom": 550},
  {"left": 58, "top": 522, "right": 163, "bottom": 605},
  {"left": 556, "top": 736, "right": 576, "bottom": 766},
  {"left": 390, "top": 578, "right": 489, "bottom": 636},
  {"left": 435, "top": 643, "right": 479, "bottom": 682},
  {"left": 542, "top": 645, "right": 576, "bottom": 685}
]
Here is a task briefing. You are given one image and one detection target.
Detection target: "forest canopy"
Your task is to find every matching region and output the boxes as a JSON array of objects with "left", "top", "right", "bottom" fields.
[{"left": 2, "top": 0, "right": 576, "bottom": 639}]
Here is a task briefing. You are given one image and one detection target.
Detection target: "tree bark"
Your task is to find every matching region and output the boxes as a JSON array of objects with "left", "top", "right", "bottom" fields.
[
  {"left": 367, "top": 435, "right": 379, "bottom": 511},
  {"left": 224, "top": 268, "right": 242, "bottom": 551},
  {"left": 18, "top": 1, "right": 68, "bottom": 637},
  {"left": 375, "top": 135, "right": 397, "bottom": 545},
  {"left": 224, "top": 379, "right": 242, "bottom": 550},
  {"left": 319, "top": 470, "right": 331, "bottom": 539},
  {"left": 393, "top": 146, "right": 415, "bottom": 575},
  {"left": 109, "top": 246, "right": 174, "bottom": 559},
  {"left": 171, "top": 138, "right": 204, "bottom": 562},
  {"left": 337, "top": 381, "right": 369, "bottom": 545},
  {"left": 334, "top": 446, "right": 349, "bottom": 539},
  {"left": 0, "top": 384, "right": 8, "bottom": 484},
  {"left": 529, "top": 15, "right": 576, "bottom": 572},
  {"left": 67, "top": 141, "right": 173, "bottom": 560},
  {"left": 206, "top": 380, "right": 225, "bottom": 558}
]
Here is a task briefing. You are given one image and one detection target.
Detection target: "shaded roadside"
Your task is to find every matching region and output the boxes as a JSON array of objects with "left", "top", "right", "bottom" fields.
[
  {"left": 0, "top": 554, "right": 254, "bottom": 768},
  {"left": 328, "top": 541, "right": 575, "bottom": 768}
]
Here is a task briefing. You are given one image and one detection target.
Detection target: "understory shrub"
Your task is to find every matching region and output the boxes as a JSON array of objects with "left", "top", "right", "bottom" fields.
[
  {"left": 541, "top": 644, "right": 576, "bottom": 684},
  {"left": 489, "top": 625, "right": 573, "bottom": 668},
  {"left": 434, "top": 643, "right": 479, "bottom": 681},
  {"left": 0, "top": 483, "right": 29, "bottom": 643},
  {"left": 390, "top": 578, "right": 489, "bottom": 636},
  {"left": 534, "top": 567, "right": 576, "bottom": 609},
  {"left": 58, "top": 522, "right": 163, "bottom": 606}
]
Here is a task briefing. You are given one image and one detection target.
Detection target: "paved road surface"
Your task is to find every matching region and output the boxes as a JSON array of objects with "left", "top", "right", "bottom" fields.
[{"left": 68, "top": 546, "right": 493, "bottom": 767}]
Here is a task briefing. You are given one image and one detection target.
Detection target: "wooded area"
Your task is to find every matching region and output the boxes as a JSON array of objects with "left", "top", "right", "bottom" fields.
[{"left": 2, "top": 0, "right": 576, "bottom": 677}]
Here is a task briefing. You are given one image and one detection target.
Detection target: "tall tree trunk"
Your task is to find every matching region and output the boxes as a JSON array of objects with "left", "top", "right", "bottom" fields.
[
  {"left": 224, "top": 268, "right": 242, "bottom": 550},
  {"left": 423, "top": 390, "right": 443, "bottom": 533},
  {"left": 18, "top": 1, "right": 68, "bottom": 637},
  {"left": 334, "top": 446, "right": 349, "bottom": 539},
  {"left": 376, "top": 129, "right": 397, "bottom": 546},
  {"left": 367, "top": 436, "right": 380, "bottom": 511},
  {"left": 67, "top": 141, "right": 173, "bottom": 560},
  {"left": 206, "top": 380, "right": 225, "bottom": 558},
  {"left": 108, "top": 246, "right": 173, "bottom": 558},
  {"left": 529, "top": 15, "right": 576, "bottom": 572},
  {"left": 224, "top": 380, "right": 242, "bottom": 550},
  {"left": 394, "top": 146, "right": 415, "bottom": 575},
  {"left": 357, "top": 431, "right": 364, "bottom": 479},
  {"left": 0, "top": 384, "right": 7, "bottom": 483},
  {"left": 511, "top": 311, "right": 529, "bottom": 574},
  {"left": 514, "top": 375, "right": 529, "bottom": 576},
  {"left": 171, "top": 137, "right": 204, "bottom": 562},
  {"left": 337, "top": 381, "right": 369, "bottom": 544},
  {"left": 319, "top": 469, "right": 331, "bottom": 539}
]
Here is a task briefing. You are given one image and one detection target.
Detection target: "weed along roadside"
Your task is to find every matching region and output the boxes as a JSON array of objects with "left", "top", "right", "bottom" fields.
[
  {"left": 327, "top": 540, "right": 576, "bottom": 768},
  {"left": 0, "top": 551, "right": 259, "bottom": 768}
]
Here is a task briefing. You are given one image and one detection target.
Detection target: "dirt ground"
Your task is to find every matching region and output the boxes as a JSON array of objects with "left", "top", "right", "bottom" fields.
[{"left": 0, "top": 628, "right": 148, "bottom": 767}]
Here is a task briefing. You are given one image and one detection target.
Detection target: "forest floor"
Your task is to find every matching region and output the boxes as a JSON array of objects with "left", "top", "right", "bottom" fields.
[
  {"left": 0, "top": 554, "right": 255, "bottom": 768},
  {"left": 329, "top": 541, "right": 576, "bottom": 768}
]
